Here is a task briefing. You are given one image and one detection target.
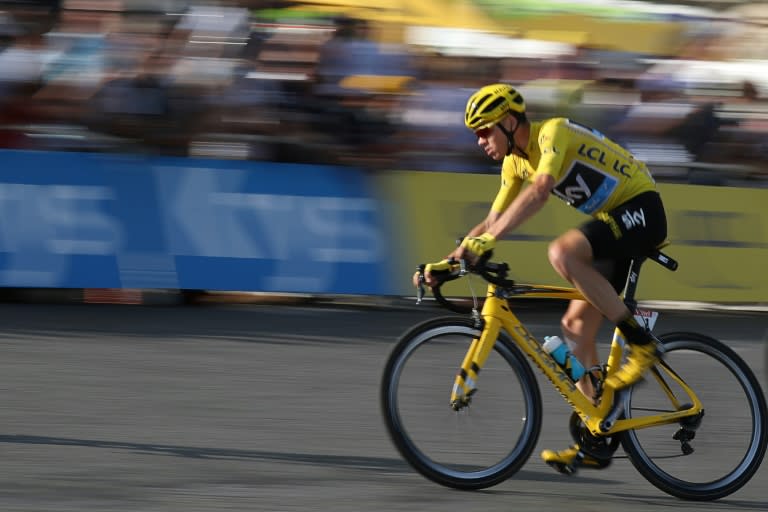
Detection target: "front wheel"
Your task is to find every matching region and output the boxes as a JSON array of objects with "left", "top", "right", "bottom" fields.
[
  {"left": 622, "top": 331, "right": 768, "bottom": 500},
  {"left": 380, "top": 316, "right": 542, "bottom": 490}
]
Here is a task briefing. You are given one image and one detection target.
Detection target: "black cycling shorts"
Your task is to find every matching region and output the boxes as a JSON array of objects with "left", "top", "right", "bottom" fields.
[{"left": 579, "top": 191, "right": 668, "bottom": 293}]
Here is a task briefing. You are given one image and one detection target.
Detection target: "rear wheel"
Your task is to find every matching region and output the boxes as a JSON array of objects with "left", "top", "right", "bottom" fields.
[
  {"left": 381, "top": 316, "right": 542, "bottom": 489},
  {"left": 622, "top": 331, "right": 767, "bottom": 500}
]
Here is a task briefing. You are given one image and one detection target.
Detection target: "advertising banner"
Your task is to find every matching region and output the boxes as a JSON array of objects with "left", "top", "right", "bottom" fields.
[{"left": 0, "top": 150, "right": 389, "bottom": 294}]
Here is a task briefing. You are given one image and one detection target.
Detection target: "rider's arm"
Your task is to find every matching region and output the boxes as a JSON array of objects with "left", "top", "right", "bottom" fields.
[
  {"left": 485, "top": 120, "right": 568, "bottom": 238},
  {"left": 463, "top": 216, "right": 496, "bottom": 239},
  {"left": 450, "top": 171, "right": 522, "bottom": 258},
  {"left": 486, "top": 173, "right": 554, "bottom": 239},
  {"left": 478, "top": 164, "right": 524, "bottom": 234}
]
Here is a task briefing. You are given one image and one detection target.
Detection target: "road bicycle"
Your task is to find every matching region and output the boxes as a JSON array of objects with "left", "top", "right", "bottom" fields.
[{"left": 380, "top": 247, "right": 767, "bottom": 501}]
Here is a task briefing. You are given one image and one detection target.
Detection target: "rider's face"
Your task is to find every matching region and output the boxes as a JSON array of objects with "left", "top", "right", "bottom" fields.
[{"left": 475, "top": 117, "right": 511, "bottom": 161}]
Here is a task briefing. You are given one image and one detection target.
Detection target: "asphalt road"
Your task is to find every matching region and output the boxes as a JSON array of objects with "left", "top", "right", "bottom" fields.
[{"left": 0, "top": 302, "right": 765, "bottom": 512}]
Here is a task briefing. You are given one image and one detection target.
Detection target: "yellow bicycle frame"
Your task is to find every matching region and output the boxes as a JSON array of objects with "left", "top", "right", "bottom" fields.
[{"left": 450, "top": 283, "right": 704, "bottom": 437}]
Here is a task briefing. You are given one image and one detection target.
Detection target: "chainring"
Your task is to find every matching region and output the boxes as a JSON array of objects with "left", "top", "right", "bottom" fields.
[{"left": 569, "top": 411, "right": 621, "bottom": 464}]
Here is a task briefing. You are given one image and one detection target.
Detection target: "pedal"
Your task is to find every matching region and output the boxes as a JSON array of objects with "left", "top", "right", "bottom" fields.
[
  {"left": 545, "top": 447, "right": 611, "bottom": 476},
  {"left": 573, "top": 448, "right": 610, "bottom": 470},
  {"left": 546, "top": 460, "right": 577, "bottom": 476},
  {"left": 584, "top": 453, "right": 613, "bottom": 469}
]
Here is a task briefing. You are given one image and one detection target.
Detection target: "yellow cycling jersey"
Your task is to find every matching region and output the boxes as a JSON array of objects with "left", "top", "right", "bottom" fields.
[{"left": 491, "top": 118, "right": 657, "bottom": 215}]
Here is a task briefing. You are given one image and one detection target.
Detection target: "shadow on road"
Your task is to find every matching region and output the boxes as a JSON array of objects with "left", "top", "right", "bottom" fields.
[{"left": 0, "top": 433, "right": 620, "bottom": 485}]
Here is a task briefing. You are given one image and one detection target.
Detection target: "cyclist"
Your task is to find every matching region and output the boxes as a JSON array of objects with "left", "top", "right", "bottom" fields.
[{"left": 415, "top": 83, "right": 668, "bottom": 472}]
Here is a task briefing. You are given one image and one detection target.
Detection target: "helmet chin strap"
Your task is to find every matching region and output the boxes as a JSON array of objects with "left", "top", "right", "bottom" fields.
[{"left": 497, "top": 119, "right": 529, "bottom": 159}]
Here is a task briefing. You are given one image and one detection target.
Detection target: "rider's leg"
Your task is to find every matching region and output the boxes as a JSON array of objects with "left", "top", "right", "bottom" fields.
[
  {"left": 548, "top": 229, "right": 657, "bottom": 389},
  {"left": 542, "top": 235, "right": 644, "bottom": 472},
  {"left": 543, "top": 193, "right": 666, "bottom": 472},
  {"left": 549, "top": 230, "right": 631, "bottom": 324},
  {"left": 561, "top": 299, "right": 603, "bottom": 402},
  {"left": 541, "top": 301, "right": 612, "bottom": 470}
]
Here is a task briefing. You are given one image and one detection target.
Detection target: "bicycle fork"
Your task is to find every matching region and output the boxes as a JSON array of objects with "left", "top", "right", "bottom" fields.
[{"left": 450, "top": 316, "right": 502, "bottom": 411}]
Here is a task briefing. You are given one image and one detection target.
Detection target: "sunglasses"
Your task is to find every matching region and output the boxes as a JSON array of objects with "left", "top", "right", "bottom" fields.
[{"left": 474, "top": 125, "right": 496, "bottom": 139}]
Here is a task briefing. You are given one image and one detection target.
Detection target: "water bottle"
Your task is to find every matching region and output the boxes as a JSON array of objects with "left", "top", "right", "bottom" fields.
[{"left": 543, "top": 335, "right": 585, "bottom": 381}]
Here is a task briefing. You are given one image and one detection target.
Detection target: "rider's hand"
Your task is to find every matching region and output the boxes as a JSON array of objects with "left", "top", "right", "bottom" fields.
[
  {"left": 412, "top": 259, "right": 455, "bottom": 288},
  {"left": 460, "top": 232, "right": 496, "bottom": 261}
]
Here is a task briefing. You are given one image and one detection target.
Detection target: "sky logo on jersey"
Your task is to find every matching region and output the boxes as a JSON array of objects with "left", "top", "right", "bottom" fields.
[
  {"left": 562, "top": 174, "right": 591, "bottom": 200},
  {"left": 621, "top": 208, "right": 646, "bottom": 229},
  {"left": 553, "top": 162, "right": 618, "bottom": 214}
]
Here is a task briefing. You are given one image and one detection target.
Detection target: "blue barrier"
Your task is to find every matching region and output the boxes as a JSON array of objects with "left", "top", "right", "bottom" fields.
[{"left": 0, "top": 150, "right": 389, "bottom": 294}]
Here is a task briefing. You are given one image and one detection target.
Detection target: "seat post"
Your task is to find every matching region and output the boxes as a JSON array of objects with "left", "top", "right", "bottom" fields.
[{"left": 621, "top": 257, "right": 646, "bottom": 312}]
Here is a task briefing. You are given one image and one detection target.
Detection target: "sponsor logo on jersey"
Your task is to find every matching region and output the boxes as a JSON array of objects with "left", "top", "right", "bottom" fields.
[
  {"left": 621, "top": 208, "right": 646, "bottom": 229},
  {"left": 542, "top": 146, "right": 559, "bottom": 155},
  {"left": 561, "top": 174, "right": 591, "bottom": 201},
  {"left": 552, "top": 162, "right": 617, "bottom": 214},
  {"left": 577, "top": 143, "right": 631, "bottom": 178}
]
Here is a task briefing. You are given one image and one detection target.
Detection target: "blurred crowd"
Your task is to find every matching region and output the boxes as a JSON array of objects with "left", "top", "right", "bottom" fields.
[{"left": 1, "top": 0, "right": 767, "bottom": 186}]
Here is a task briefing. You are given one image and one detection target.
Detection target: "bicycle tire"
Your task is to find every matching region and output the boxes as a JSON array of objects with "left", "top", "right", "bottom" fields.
[
  {"left": 380, "top": 316, "right": 542, "bottom": 490},
  {"left": 764, "top": 328, "right": 767, "bottom": 390},
  {"left": 621, "top": 331, "right": 768, "bottom": 501}
]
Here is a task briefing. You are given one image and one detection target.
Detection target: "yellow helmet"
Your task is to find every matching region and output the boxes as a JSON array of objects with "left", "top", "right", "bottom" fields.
[{"left": 464, "top": 83, "right": 525, "bottom": 131}]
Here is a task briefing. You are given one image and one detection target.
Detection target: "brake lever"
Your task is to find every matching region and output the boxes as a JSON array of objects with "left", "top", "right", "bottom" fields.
[
  {"left": 416, "top": 278, "right": 425, "bottom": 304},
  {"left": 416, "top": 266, "right": 426, "bottom": 304}
]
